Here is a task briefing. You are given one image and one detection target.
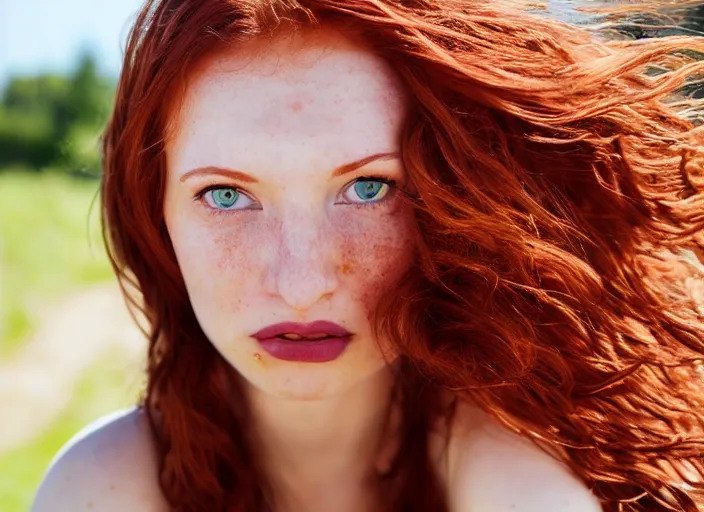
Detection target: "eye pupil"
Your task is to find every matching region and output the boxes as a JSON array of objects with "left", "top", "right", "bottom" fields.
[
  {"left": 212, "top": 188, "right": 239, "bottom": 208},
  {"left": 354, "top": 181, "right": 384, "bottom": 200}
]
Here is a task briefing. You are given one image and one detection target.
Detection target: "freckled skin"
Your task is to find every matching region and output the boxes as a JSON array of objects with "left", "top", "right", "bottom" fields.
[{"left": 163, "top": 29, "right": 416, "bottom": 401}]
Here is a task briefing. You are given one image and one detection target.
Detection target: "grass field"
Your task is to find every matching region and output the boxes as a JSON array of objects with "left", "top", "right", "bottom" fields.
[{"left": 0, "top": 171, "right": 113, "bottom": 355}]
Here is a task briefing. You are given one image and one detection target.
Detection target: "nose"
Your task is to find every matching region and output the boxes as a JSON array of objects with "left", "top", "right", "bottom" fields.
[{"left": 263, "top": 214, "right": 340, "bottom": 312}]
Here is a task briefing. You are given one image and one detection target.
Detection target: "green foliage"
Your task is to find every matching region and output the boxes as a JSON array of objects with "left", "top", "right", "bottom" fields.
[
  {"left": 0, "top": 172, "right": 113, "bottom": 355},
  {"left": 0, "top": 51, "right": 114, "bottom": 177},
  {"left": 0, "top": 110, "right": 56, "bottom": 169}
]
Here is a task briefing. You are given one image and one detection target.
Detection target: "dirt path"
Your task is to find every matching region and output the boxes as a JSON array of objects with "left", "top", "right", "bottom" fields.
[{"left": 0, "top": 282, "right": 146, "bottom": 454}]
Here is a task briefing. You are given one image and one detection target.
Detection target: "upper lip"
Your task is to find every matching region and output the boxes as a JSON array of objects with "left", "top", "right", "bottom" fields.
[{"left": 251, "top": 321, "right": 352, "bottom": 340}]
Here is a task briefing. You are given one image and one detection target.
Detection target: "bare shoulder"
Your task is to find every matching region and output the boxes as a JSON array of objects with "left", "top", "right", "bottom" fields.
[
  {"left": 443, "top": 400, "right": 602, "bottom": 512},
  {"left": 32, "top": 407, "right": 169, "bottom": 512}
]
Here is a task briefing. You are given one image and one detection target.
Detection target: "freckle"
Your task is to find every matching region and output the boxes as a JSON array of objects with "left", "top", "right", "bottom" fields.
[
  {"left": 87, "top": 502, "right": 94, "bottom": 509},
  {"left": 339, "top": 261, "right": 353, "bottom": 275},
  {"left": 109, "top": 484, "right": 116, "bottom": 491}
]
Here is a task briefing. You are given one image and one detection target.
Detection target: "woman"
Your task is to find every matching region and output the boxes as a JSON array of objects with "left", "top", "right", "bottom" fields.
[{"left": 34, "top": 0, "right": 704, "bottom": 510}]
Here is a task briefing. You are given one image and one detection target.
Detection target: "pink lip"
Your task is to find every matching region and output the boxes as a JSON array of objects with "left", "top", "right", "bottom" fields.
[
  {"left": 256, "top": 337, "right": 350, "bottom": 363},
  {"left": 251, "top": 321, "right": 353, "bottom": 363},
  {"left": 251, "top": 321, "right": 352, "bottom": 340}
]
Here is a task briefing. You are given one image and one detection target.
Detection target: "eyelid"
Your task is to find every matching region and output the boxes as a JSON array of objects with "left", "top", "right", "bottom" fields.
[{"left": 193, "top": 183, "right": 251, "bottom": 200}]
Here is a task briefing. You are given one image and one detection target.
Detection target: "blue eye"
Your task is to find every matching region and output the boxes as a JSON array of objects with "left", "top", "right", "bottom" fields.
[
  {"left": 208, "top": 187, "right": 239, "bottom": 209},
  {"left": 342, "top": 179, "right": 392, "bottom": 204},
  {"left": 201, "top": 186, "right": 256, "bottom": 211},
  {"left": 355, "top": 181, "right": 385, "bottom": 200}
]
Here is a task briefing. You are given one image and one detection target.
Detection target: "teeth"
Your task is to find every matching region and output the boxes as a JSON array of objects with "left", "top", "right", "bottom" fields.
[{"left": 279, "top": 333, "right": 332, "bottom": 341}]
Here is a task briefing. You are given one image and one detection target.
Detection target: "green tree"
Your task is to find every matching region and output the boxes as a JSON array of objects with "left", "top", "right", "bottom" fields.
[
  {"left": 0, "top": 49, "right": 114, "bottom": 177},
  {"left": 56, "top": 51, "right": 115, "bottom": 177},
  {"left": 0, "top": 74, "right": 67, "bottom": 169}
]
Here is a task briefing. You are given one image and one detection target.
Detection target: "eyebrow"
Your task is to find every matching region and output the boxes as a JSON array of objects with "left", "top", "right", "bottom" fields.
[{"left": 179, "top": 151, "right": 401, "bottom": 184}]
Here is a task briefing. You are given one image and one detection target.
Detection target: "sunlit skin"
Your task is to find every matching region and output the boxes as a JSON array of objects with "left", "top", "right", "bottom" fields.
[{"left": 163, "top": 29, "right": 417, "bottom": 509}]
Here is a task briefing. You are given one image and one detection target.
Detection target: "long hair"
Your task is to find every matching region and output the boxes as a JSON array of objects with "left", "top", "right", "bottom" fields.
[{"left": 101, "top": 1, "right": 704, "bottom": 510}]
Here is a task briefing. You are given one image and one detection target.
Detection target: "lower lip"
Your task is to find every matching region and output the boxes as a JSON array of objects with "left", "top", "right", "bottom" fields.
[{"left": 256, "top": 336, "right": 351, "bottom": 363}]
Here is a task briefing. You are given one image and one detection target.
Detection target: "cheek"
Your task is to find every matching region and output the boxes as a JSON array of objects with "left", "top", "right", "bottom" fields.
[
  {"left": 335, "top": 205, "right": 417, "bottom": 318},
  {"left": 169, "top": 214, "right": 265, "bottom": 313}
]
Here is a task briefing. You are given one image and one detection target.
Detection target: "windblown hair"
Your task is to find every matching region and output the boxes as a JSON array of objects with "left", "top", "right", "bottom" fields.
[{"left": 101, "top": 0, "right": 704, "bottom": 510}]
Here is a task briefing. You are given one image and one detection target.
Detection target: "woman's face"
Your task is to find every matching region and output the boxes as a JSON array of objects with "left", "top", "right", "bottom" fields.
[{"left": 164, "top": 29, "right": 417, "bottom": 400}]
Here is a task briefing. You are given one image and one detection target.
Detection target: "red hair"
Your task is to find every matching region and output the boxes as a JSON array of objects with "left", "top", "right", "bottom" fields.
[{"left": 101, "top": 1, "right": 704, "bottom": 510}]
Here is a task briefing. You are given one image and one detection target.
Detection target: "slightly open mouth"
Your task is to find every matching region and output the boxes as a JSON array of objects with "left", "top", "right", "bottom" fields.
[{"left": 276, "top": 333, "right": 340, "bottom": 341}]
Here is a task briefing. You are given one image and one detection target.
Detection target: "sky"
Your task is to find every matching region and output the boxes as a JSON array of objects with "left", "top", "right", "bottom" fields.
[
  {"left": 0, "top": 0, "right": 146, "bottom": 87},
  {"left": 0, "top": 0, "right": 587, "bottom": 89}
]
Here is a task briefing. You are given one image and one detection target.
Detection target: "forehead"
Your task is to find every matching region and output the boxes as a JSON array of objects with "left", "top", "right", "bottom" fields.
[{"left": 168, "top": 30, "right": 408, "bottom": 173}]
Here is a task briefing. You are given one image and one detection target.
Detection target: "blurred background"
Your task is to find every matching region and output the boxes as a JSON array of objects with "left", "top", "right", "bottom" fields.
[
  {"left": 0, "top": 2, "right": 147, "bottom": 510},
  {"left": 0, "top": 1, "right": 701, "bottom": 511}
]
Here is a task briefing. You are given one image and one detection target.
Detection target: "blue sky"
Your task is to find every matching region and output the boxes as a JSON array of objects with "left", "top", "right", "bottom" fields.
[{"left": 0, "top": 0, "right": 146, "bottom": 87}]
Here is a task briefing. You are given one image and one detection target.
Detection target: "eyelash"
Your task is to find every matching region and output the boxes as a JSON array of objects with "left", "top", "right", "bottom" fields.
[{"left": 192, "top": 175, "right": 399, "bottom": 215}]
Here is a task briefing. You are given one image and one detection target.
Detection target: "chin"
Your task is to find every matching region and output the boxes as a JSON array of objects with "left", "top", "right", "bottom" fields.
[
  {"left": 265, "top": 379, "right": 345, "bottom": 401},
  {"left": 248, "top": 363, "right": 363, "bottom": 401},
  {"left": 241, "top": 357, "right": 392, "bottom": 402}
]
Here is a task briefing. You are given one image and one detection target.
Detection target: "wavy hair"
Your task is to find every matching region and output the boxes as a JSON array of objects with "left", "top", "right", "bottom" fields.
[{"left": 101, "top": 0, "right": 704, "bottom": 510}]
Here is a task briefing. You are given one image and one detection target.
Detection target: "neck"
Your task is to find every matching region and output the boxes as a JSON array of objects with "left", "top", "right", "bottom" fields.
[{"left": 244, "top": 367, "right": 396, "bottom": 505}]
